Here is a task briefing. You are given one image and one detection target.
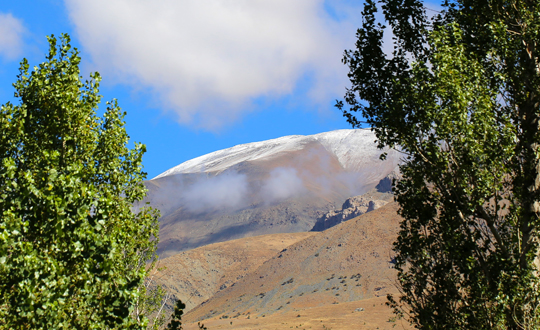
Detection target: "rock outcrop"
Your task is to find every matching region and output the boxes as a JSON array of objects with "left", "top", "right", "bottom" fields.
[
  {"left": 310, "top": 171, "right": 399, "bottom": 232},
  {"left": 374, "top": 170, "right": 401, "bottom": 193},
  {"left": 311, "top": 193, "right": 391, "bottom": 231}
]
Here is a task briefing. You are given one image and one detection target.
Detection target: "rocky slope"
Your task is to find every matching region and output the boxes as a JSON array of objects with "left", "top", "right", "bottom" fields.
[
  {"left": 152, "top": 232, "right": 315, "bottom": 312},
  {"left": 183, "top": 202, "right": 403, "bottom": 325},
  {"left": 142, "top": 129, "right": 401, "bottom": 257}
]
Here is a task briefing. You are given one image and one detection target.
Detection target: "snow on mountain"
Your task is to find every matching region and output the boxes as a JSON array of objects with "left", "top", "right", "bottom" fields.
[{"left": 153, "top": 128, "right": 395, "bottom": 179}]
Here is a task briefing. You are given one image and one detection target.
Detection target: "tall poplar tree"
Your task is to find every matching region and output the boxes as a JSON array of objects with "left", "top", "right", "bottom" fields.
[
  {"left": 0, "top": 34, "right": 160, "bottom": 329},
  {"left": 339, "top": 0, "right": 540, "bottom": 328}
]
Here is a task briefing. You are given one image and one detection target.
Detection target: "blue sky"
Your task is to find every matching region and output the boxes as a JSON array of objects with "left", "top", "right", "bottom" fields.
[{"left": 0, "top": 1, "right": 369, "bottom": 179}]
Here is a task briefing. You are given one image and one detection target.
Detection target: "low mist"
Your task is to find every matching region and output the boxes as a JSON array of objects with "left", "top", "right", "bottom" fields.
[
  {"left": 145, "top": 144, "right": 397, "bottom": 215},
  {"left": 261, "top": 167, "right": 306, "bottom": 203},
  {"left": 182, "top": 172, "right": 249, "bottom": 213}
]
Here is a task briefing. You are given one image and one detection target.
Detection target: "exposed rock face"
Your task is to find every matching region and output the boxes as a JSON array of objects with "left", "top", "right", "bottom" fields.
[
  {"left": 311, "top": 171, "right": 399, "bottom": 232},
  {"left": 311, "top": 193, "right": 391, "bottom": 231},
  {"left": 374, "top": 170, "right": 401, "bottom": 193}
]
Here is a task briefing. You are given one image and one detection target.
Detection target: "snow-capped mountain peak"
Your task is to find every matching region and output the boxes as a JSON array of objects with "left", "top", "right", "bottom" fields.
[{"left": 153, "top": 129, "right": 395, "bottom": 180}]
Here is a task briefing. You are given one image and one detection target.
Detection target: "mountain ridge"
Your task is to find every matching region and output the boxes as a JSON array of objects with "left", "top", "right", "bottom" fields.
[{"left": 153, "top": 129, "right": 397, "bottom": 179}]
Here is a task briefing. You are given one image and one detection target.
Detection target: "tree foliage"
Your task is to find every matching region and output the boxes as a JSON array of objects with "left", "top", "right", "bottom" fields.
[
  {"left": 339, "top": 0, "right": 540, "bottom": 328},
  {"left": 0, "top": 34, "right": 160, "bottom": 329},
  {"left": 167, "top": 300, "right": 186, "bottom": 330},
  {"left": 165, "top": 299, "right": 207, "bottom": 330},
  {"left": 133, "top": 272, "right": 170, "bottom": 330}
]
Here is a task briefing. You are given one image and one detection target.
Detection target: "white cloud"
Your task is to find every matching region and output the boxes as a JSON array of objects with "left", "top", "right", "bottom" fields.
[
  {"left": 0, "top": 13, "right": 25, "bottom": 61},
  {"left": 261, "top": 167, "right": 306, "bottom": 202},
  {"left": 182, "top": 172, "right": 249, "bottom": 212},
  {"left": 64, "top": 0, "right": 360, "bottom": 129}
]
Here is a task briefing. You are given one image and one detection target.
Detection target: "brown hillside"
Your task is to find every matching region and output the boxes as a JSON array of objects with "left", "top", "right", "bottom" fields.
[
  {"left": 184, "top": 297, "right": 408, "bottom": 330},
  {"left": 153, "top": 232, "right": 316, "bottom": 312},
  {"left": 183, "top": 202, "right": 409, "bottom": 329}
]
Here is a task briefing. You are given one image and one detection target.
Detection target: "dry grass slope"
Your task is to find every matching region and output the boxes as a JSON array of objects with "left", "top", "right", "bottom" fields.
[
  {"left": 154, "top": 232, "right": 316, "bottom": 312},
  {"left": 179, "top": 202, "right": 411, "bottom": 329}
]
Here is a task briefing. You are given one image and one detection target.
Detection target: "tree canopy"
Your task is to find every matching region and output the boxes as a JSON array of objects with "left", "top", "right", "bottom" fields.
[
  {"left": 0, "top": 34, "right": 160, "bottom": 329},
  {"left": 339, "top": 0, "right": 540, "bottom": 328}
]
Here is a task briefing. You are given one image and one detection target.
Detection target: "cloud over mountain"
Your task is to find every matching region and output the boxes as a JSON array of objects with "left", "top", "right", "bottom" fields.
[
  {"left": 64, "top": 0, "right": 362, "bottom": 129},
  {"left": 261, "top": 167, "right": 306, "bottom": 202},
  {"left": 182, "top": 172, "right": 250, "bottom": 213}
]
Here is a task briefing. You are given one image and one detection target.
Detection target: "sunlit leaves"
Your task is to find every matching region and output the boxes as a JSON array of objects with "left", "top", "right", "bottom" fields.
[{"left": 0, "top": 34, "right": 160, "bottom": 329}]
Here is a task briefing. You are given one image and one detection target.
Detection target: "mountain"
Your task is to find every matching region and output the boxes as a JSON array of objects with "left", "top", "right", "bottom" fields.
[
  {"left": 143, "top": 129, "right": 401, "bottom": 258},
  {"left": 175, "top": 202, "right": 410, "bottom": 330}
]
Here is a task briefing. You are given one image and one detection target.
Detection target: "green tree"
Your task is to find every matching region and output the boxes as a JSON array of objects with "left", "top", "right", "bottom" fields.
[
  {"left": 165, "top": 299, "right": 207, "bottom": 330},
  {"left": 166, "top": 299, "right": 186, "bottom": 330},
  {"left": 0, "top": 34, "right": 160, "bottom": 329},
  {"left": 133, "top": 268, "right": 171, "bottom": 330},
  {"left": 338, "top": 0, "right": 540, "bottom": 328}
]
